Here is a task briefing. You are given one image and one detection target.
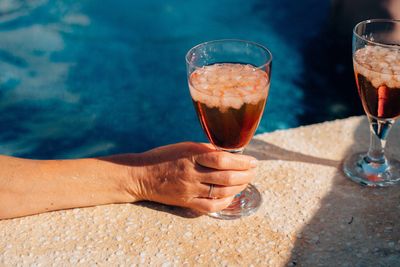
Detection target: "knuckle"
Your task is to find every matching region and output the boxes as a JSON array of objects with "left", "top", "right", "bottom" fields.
[
  {"left": 182, "top": 142, "right": 199, "bottom": 156},
  {"left": 186, "top": 142, "right": 208, "bottom": 155},
  {"left": 183, "top": 161, "right": 195, "bottom": 175},
  {"left": 213, "top": 154, "right": 227, "bottom": 167},
  {"left": 222, "top": 172, "right": 235, "bottom": 185},
  {"left": 217, "top": 187, "right": 229, "bottom": 198},
  {"left": 184, "top": 142, "right": 211, "bottom": 155},
  {"left": 183, "top": 141, "right": 197, "bottom": 148}
]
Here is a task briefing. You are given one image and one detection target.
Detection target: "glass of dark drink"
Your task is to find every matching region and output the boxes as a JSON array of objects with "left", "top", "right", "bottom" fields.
[
  {"left": 185, "top": 39, "right": 272, "bottom": 219},
  {"left": 343, "top": 19, "right": 400, "bottom": 186}
]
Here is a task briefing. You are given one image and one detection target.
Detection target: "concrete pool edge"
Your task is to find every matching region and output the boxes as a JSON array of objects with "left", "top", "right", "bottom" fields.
[{"left": 1, "top": 115, "right": 399, "bottom": 266}]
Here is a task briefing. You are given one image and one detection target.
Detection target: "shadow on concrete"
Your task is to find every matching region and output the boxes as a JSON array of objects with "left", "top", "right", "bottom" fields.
[
  {"left": 280, "top": 3, "right": 400, "bottom": 266},
  {"left": 283, "top": 118, "right": 400, "bottom": 266},
  {"left": 246, "top": 139, "right": 340, "bottom": 168},
  {"left": 133, "top": 201, "right": 202, "bottom": 219},
  {"left": 245, "top": 117, "right": 400, "bottom": 265}
]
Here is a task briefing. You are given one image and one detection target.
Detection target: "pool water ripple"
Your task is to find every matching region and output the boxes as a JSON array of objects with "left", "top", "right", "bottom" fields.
[{"left": 0, "top": 0, "right": 329, "bottom": 158}]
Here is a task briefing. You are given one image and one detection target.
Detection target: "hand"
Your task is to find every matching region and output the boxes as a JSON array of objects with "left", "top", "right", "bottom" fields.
[{"left": 129, "top": 142, "right": 258, "bottom": 213}]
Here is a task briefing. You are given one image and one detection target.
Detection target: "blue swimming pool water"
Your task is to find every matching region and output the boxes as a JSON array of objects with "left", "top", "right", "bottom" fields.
[{"left": 0, "top": 0, "right": 330, "bottom": 158}]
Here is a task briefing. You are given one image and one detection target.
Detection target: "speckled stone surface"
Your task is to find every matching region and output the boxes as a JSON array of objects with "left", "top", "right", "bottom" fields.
[{"left": 1, "top": 116, "right": 400, "bottom": 266}]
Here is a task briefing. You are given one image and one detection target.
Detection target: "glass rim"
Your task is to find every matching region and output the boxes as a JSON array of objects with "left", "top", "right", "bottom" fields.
[
  {"left": 353, "top": 18, "right": 400, "bottom": 48},
  {"left": 185, "top": 39, "right": 273, "bottom": 69}
]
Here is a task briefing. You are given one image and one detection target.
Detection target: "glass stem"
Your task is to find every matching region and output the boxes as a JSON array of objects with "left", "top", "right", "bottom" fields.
[
  {"left": 366, "top": 116, "right": 393, "bottom": 164},
  {"left": 229, "top": 149, "right": 245, "bottom": 202}
]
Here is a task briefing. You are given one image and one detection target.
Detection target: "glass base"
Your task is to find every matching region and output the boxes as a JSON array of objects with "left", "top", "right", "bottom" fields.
[
  {"left": 208, "top": 184, "right": 262, "bottom": 220},
  {"left": 343, "top": 152, "right": 400, "bottom": 187}
]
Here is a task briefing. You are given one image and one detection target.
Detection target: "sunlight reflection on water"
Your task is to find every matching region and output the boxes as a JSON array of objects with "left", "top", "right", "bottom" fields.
[{"left": 0, "top": 0, "right": 328, "bottom": 158}]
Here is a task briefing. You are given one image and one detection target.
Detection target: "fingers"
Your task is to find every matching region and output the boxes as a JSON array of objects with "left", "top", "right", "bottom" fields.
[
  {"left": 195, "top": 151, "right": 258, "bottom": 171},
  {"left": 190, "top": 196, "right": 235, "bottom": 213},
  {"left": 199, "top": 184, "right": 247, "bottom": 199},
  {"left": 199, "top": 169, "right": 255, "bottom": 186}
]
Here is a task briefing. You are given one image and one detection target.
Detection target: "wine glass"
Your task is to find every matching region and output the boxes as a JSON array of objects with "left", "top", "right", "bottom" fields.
[
  {"left": 185, "top": 39, "right": 272, "bottom": 219},
  {"left": 343, "top": 19, "right": 400, "bottom": 186}
]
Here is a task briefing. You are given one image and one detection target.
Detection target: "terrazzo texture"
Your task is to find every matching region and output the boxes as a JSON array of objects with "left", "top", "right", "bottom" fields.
[{"left": 1, "top": 116, "right": 400, "bottom": 266}]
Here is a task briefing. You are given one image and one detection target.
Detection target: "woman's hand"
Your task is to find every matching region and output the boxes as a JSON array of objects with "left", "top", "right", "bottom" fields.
[
  {"left": 127, "top": 142, "right": 258, "bottom": 213},
  {"left": 0, "top": 142, "right": 257, "bottom": 219}
]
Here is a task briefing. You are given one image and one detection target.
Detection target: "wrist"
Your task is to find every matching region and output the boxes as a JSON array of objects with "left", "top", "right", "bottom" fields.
[
  {"left": 91, "top": 155, "right": 141, "bottom": 204},
  {"left": 124, "top": 153, "right": 157, "bottom": 203},
  {"left": 102, "top": 153, "right": 149, "bottom": 203},
  {"left": 125, "top": 164, "right": 148, "bottom": 202}
]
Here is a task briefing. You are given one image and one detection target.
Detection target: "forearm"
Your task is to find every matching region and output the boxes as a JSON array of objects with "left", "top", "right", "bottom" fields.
[
  {"left": 0, "top": 142, "right": 258, "bottom": 219},
  {"left": 0, "top": 155, "right": 141, "bottom": 219}
]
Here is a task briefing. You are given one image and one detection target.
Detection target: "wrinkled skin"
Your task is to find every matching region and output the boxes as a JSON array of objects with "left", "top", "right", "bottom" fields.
[{"left": 124, "top": 142, "right": 257, "bottom": 213}]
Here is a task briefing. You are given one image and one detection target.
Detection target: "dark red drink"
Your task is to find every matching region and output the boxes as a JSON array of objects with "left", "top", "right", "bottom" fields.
[{"left": 189, "top": 63, "right": 269, "bottom": 150}]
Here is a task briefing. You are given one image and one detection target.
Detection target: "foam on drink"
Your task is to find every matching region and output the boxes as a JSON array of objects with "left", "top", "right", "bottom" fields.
[
  {"left": 354, "top": 46, "right": 400, "bottom": 88},
  {"left": 353, "top": 45, "right": 400, "bottom": 119},
  {"left": 189, "top": 63, "right": 269, "bottom": 112}
]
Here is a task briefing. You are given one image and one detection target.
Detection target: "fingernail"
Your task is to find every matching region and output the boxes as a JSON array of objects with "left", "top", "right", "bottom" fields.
[{"left": 250, "top": 159, "right": 258, "bottom": 167}]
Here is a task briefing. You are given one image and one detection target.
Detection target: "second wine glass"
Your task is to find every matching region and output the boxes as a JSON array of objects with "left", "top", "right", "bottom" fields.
[{"left": 343, "top": 19, "right": 400, "bottom": 186}]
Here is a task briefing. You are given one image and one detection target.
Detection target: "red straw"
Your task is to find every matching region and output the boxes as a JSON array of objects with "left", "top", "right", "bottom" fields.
[{"left": 378, "top": 85, "right": 389, "bottom": 118}]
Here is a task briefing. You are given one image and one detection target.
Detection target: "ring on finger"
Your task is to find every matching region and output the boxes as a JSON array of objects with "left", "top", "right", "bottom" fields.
[{"left": 208, "top": 184, "right": 215, "bottom": 199}]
